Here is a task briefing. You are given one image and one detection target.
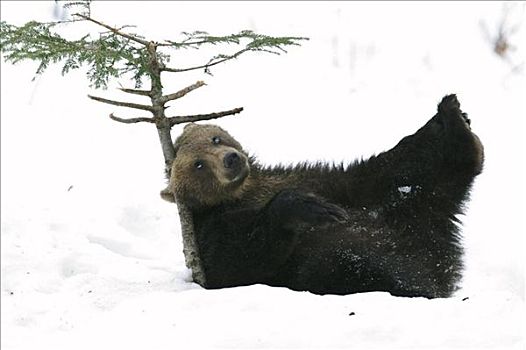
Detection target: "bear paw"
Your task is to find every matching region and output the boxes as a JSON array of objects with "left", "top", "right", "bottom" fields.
[{"left": 269, "top": 190, "right": 350, "bottom": 227}]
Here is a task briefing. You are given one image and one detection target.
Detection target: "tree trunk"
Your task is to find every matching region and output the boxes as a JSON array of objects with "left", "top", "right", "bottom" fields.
[
  {"left": 146, "top": 43, "right": 206, "bottom": 286},
  {"left": 176, "top": 202, "right": 206, "bottom": 285}
]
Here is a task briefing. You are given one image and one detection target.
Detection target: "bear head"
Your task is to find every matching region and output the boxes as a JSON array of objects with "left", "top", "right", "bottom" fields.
[{"left": 161, "top": 123, "right": 250, "bottom": 207}]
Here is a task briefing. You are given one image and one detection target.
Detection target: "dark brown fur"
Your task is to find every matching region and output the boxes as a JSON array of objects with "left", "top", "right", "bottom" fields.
[{"left": 162, "top": 95, "right": 484, "bottom": 298}]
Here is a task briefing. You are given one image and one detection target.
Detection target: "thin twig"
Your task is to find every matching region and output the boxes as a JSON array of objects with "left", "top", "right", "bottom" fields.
[
  {"left": 73, "top": 13, "right": 150, "bottom": 46},
  {"left": 88, "top": 95, "right": 154, "bottom": 111},
  {"left": 161, "top": 39, "right": 219, "bottom": 47},
  {"left": 163, "top": 49, "right": 249, "bottom": 73},
  {"left": 168, "top": 107, "right": 244, "bottom": 126},
  {"left": 100, "top": 24, "right": 138, "bottom": 36},
  {"left": 118, "top": 87, "right": 152, "bottom": 97},
  {"left": 160, "top": 81, "right": 206, "bottom": 103},
  {"left": 109, "top": 113, "right": 155, "bottom": 124},
  {"left": 39, "top": 18, "right": 85, "bottom": 26}
]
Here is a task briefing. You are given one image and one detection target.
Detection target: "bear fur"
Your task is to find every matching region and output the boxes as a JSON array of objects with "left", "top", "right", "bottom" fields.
[{"left": 161, "top": 94, "right": 484, "bottom": 298}]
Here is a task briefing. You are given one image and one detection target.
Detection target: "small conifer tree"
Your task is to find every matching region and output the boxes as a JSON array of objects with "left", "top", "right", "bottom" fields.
[
  {"left": 0, "top": 1, "right": 307, "bottom": 171},
  {"left": 1, "top": 1, "right": 307, "bottom": 282}
]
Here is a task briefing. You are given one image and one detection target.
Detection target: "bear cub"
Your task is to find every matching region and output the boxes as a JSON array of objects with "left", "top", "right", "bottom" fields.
[{"left": 162, "top": 94, "right": 484, "bottom": 298}]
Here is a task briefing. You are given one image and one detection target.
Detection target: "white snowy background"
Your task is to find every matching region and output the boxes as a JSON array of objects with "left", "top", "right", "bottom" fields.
[{"left": 1, "top": 2, "right": 525, "bottom": 349}]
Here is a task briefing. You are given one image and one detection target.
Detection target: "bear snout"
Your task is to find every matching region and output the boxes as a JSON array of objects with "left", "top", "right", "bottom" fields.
[
  {"left": 223, "top": 152, "right": 241, "bottom": 169},
  {"left": 221, "top": 151, "right": 249, "bottom": 186}
]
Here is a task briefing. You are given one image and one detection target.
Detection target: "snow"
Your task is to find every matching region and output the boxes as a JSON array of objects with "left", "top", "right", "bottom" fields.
[
  {"left": 398, "top": 186, "right": 412, "bottom": 193},
  {"left": 1, "top": 2, "right": 525, "bottom": 349}
]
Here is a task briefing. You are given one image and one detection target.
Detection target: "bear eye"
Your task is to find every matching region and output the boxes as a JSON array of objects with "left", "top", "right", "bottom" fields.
[
  {"left": 212, "top": 136, "right": 221, "bottom": 145},
  {"left": 194, "top": 161, "right": 204, "bottom": 170}
]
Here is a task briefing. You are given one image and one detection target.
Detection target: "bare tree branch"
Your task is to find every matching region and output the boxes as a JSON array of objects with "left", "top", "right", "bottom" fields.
[
  {"left": 168, "top": 107, "right": 244, "bottom": 126},
  {"left": 88, "top": 94, "right": 154, "bottom": 111},
  {"left": 109, "top": 113, "right": 154, "bottom": 124},
  {"left": 118, "top": 87, "right": 152, "bottom": 97},
  {"left": 160, "top": 81, "right": 206, "bottom": 104},
  {"left": 163, "top": 49, "right": 249, "bottom": 73},
  {"left": 73, "top": 13, "right": 150, "bottom": 46}
]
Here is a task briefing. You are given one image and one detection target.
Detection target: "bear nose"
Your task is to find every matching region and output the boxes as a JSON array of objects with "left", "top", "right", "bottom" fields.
[{"left": 223, "top": 152, "right": 241, "bottom": 168}]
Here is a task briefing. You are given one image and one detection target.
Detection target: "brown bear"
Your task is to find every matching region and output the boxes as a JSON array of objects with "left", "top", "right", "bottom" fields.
[{"left": 161, "top": 94, "right": 484, "bottom": 298}]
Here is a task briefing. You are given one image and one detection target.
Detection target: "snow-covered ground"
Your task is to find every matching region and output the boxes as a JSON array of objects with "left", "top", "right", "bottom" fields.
[{"left": 1, "top": 2, "right": 525, "bottom": 349}]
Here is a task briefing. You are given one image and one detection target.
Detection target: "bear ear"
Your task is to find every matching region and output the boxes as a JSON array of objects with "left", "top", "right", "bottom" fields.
[
  {"left": 183, "top": 123, "right": 197, "bottom": 130},
  {"left": 160, "top": 186, "right": 176, "bottom": 203}
]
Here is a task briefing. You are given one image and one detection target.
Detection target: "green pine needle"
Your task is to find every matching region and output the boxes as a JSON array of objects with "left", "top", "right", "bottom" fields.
[{"left": 0, "top": 4, "right": 307, "bottom": 90}]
